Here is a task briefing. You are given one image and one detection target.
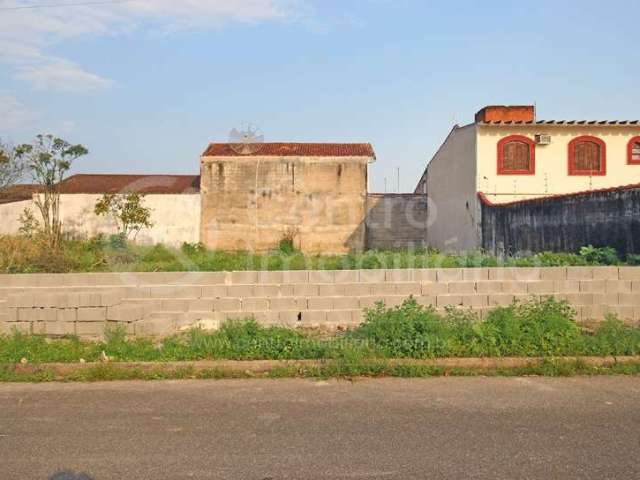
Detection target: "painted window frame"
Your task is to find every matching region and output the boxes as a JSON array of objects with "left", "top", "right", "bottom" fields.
[
  {"left": 497, "top": 135, "right": 536, "bottom": 175},
  {"left": 627, "top": 136, "right": 640, "bottom": 165},
  {"left": 568, "top": 135, "right": 607, "bottom": 176}
]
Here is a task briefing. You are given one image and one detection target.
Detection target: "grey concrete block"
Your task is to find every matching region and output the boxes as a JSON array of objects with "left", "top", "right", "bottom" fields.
[
  {"left": 45, "top": 322, "right": 76, "bottom": 336},
  {"left": 107, "top": 305, "right": 145, "bottom": 322},
  {"left": 308, "top": 297, "right": 333, "bottom": 310},
  {"left": 226, "top": 285, "right": 255, "bottom": 297},
  {"left": 385, "top": 269, "right": 412, "bottom": 282},
  {"left": 421, "top": 282, "right": 448, "bottom": 295},
  {"left": 76, "top": 321, "right": 106, "bottom": 337},
  {"left": 270, "top": 297, "right": 305, "bottom": 311},
  {"left": 300, "top": 310, "right": 327, "bottom": 324},
  {"left": 332, "top": 297, "right": 359, "bottom": 309},
  {"left": 77, "top": 307, "right": 107, "bottom": 321},
  {"left": 257, "top": 271, "right": 284, "bottom": 284},
  {"left": 395, "top": 283, "right": 421, "bottom": 296},
  {"left": 307, "top": 270, "right": 334, "bottom": 284},
  {"left": 78, "top": 292, "right": 103, "bottom": 307},
  {"left": 56, "top": 308, "right": 77, "bottom": 322},
  {"left": 188, "top": 299, "right": 215, "bottom": 312},
  {"left": 462, "top": 268, "right": 489, "bottom": 281},
  {"left": 201, "top": 285, "right": 228, "bottom": 298},
  {"left": 436, "top": 269, "right": 463, "bottom": 282},
  {"left": 241, "top": 298, "right": 269, "bottom": 311},
  {"left": 18, "top": 308, "right": 37, "bottom": 322},
  {"left": 229, "top": 271, "right": 258, "bottom": 284},
  {"left": 282, "top": 271, "right": 309, "bottom": 284},
  {"left": 278, "top": 310, "right": 303, "bottom": 325},
  {"left": 294, "top": 284, "right": 319, "bottom": 297},
  {"left": 35, "top": 308, "right": 58, "bottom": 322},
  {"left": 213, "top": 298, "right": 242, "bottom": 312},
  {"left": 412, "top": 269, "right": 437, "bottom": 282},
  {"left": 161, "top": 299, "right": 189, "bottom": 312},
  {"left": 318, "top": 284, "right": 345, "bottom": 296},
  {"left": 8, "top": 294, "right": 35, "bottom": 308},
  {"left": 149, "top": 285, "right": 202, "bottom": 298},
  {"left": 251, "top": 285, "right": 280, "bottom": 297},
  {"left": 332, "top": 270, "right": 359, "bottom": 283},
  {"left": 359, "top": 270, "right": 386, "bottom": 283},
  {"left": 370, "top": 283, "right": 396, "bottom": 295}
]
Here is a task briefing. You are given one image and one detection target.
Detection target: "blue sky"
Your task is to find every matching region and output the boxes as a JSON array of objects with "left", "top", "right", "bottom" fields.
[{"left": 1, "top": 0, "right": 639, "bottom": 192}]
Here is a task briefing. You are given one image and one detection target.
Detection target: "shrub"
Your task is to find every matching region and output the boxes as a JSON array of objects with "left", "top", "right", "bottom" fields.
[
  {"left": 585, "top": 315, "right": 640, "bottom": 356},
  {"left": 349, "top": 298, "right": 475, "bottom": 358},
  {"left": 351, "top": 297, "right": 589, "bottom": 358},
  {"left": 579, "top": 245, "right": 619, "bottom": 265},
  {"left": 476, "top": 298, "right": 584, "bottom": 356}
]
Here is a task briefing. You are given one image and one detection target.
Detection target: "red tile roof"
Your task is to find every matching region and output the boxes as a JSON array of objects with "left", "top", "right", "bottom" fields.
[
  {"left": 202, "top": 142, "right": 376, "bottom": 158},
  {"left": 58, "top": 174, "right": 200, "bottom": 194},
  {"left": 0, "top": 184, "right": 40, "bottom": 204},
  {"left": 479, "top": 120, "right": 640, "bottom": 126}
]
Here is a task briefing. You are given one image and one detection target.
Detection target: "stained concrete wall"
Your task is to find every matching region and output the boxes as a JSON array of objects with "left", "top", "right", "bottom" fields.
[
  {"left": 0, "top": 194, "right": 200, "bottom": 247},
  {"left": 480, "top": 186, "right": 640, "bottom": 256},
  {"left": 365, "top": 194, "right": 428, "bottom": 250},
  {"left": 417, "top": 124, "right": 479, "bottom": 252},
  {"left": 200, "top": 156, "right": 370, "bottom": 254},
  {"left": 1, "top": 267, "right": 638, "bottom": 338}
]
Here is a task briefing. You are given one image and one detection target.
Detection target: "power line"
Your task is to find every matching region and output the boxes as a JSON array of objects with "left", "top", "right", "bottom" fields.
[{"left": 0, "top": 0, "right": 135, "bottom": 11}]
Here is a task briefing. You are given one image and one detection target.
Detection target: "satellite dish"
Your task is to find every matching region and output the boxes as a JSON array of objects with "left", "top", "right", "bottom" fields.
[{"left": 229, "top": 123, "right": 264, "bottom": 154}]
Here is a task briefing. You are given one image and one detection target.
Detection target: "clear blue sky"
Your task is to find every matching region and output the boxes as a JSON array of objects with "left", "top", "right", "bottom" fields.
[{"left": 1, "top": 0, "right": 638, "bottom": 192}]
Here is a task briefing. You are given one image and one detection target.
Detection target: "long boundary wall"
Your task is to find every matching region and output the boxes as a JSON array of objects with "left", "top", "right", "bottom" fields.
[
  {"left": 2, "top": 267, "right": 639, "bottom": 338},
  {"left": 0, "top": 194, "right": 200, "bottom": 247},
  {"left": 480, "top": 185, "right": 640, "bottom": 256}
]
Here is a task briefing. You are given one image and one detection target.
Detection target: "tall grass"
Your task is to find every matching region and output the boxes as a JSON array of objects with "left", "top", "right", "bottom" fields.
[{"left": 0, "top": 234, "right": 631, "bottom": 274}]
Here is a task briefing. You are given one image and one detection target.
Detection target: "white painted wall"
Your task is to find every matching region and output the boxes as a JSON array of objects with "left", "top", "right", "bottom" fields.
[
  {"left": 477, "top": 125, "right": 640, "bottom": 203},
  {"left": 0, "top": 200, "right": 33, "bottom": 235},
  {"left": 0, "top": 194, "right": 201, "bottom": 247},
  {"left": 424, "top": 124, "right": 479, "bottom": 252}
]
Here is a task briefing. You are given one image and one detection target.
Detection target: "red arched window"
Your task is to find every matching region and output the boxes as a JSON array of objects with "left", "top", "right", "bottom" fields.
[
  {"left": 628, "top": 137, "right": 640, "bottom": 165},
  {"left": 568, "top": 136, "right": 606, "bottom": 176},
  {"left": 497, "top": 135, "right": 535, "bottom": 175}
]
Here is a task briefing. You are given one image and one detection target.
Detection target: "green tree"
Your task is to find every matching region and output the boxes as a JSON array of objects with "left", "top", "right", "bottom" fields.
[
  {"left": 15, "top": 135, "right": 88, "bottom": 249},
  {"left": 94, "top": 193, "right": 154, "bottom": 240}
]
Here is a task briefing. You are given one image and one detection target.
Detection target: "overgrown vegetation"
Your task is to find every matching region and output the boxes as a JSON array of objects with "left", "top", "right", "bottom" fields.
[
  {"left": 0, "top": 236, "right": 634, "bottom": 274},
  {"left": 94, "top": 193, "right": 153, "bottom": 241},
  {"left": 1, "top": 299, "right": 639, "bottom": 365}
]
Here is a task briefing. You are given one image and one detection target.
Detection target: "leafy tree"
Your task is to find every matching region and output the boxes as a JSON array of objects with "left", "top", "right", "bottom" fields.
[
  {"left": 94, "top": 193, "right": 154, "bottom": 240},
  {"left": 0, "top": 139, "right": 24, "bottom": 190},
  {"left": 15, "top": 135, "right": 88, "bottom": 249}
]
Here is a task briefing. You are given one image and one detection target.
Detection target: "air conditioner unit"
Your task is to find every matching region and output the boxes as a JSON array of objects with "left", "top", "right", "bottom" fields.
[{"left": 535, "top": 134, "right": 551, "bottom": 145}]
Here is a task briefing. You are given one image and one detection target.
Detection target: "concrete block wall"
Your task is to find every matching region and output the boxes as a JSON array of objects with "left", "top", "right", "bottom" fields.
[
  {"left": 1, "top": 267, "right": 639, "bottom": 338},
  {"left": 365, "top": 194, "right": 428, "bottom": 250}
]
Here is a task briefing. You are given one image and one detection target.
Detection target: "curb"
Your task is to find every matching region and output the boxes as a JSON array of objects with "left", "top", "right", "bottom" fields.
[{"left": 5, "top": 356, "right": 640, "bottom": 376}]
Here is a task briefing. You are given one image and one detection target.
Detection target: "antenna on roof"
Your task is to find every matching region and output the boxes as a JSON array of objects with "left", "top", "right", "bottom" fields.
[{"left": 229, "top": 122, "right": 264, "bottom": 155}]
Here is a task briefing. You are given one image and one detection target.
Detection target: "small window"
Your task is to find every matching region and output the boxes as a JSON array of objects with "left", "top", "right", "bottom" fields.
[
  {"left": 568, "top": 136, "right": 606, "bottom": 176},
  {"left": 628, "top": 137, "right": 640, "bottom": 165},
  {"left": 497, "top": 135, "right": 535, "bottom": 175}
]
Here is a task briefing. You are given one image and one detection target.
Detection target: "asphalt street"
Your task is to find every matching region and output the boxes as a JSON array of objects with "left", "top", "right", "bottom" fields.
[{"left": 0, "top": 377, "right": 639, "bottom": 479}]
